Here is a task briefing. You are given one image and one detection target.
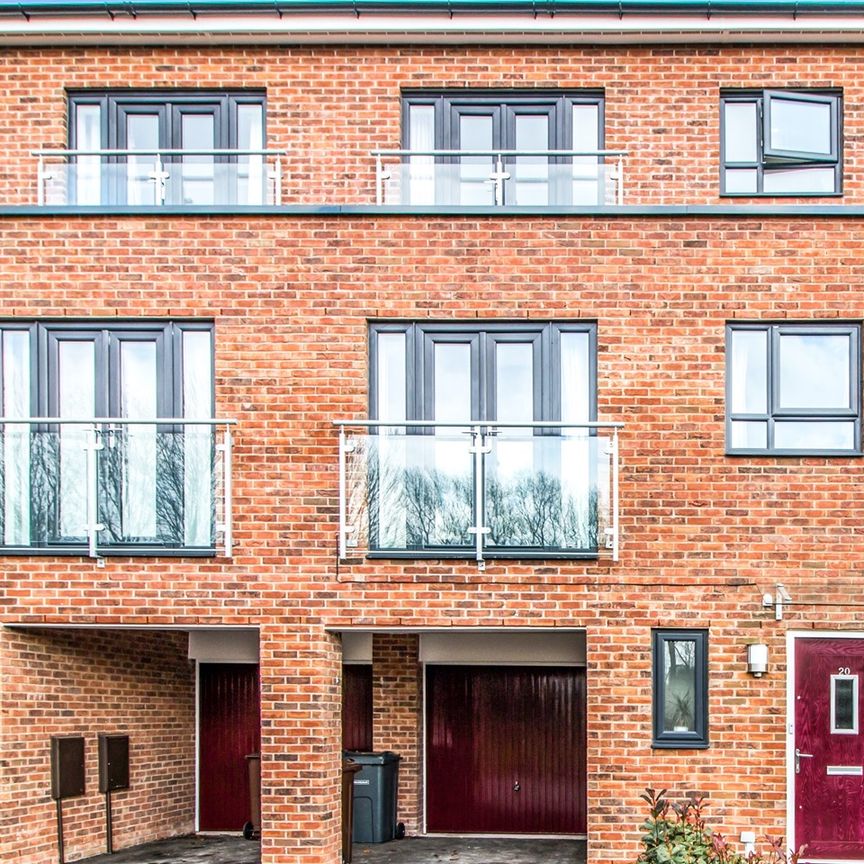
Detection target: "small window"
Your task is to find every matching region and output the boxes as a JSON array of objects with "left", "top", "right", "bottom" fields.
[
  {"left": 726, "top": 323, "right": 860, "bottom": 455},
  {"left": 721, "top": 90, "right": 841, "bottom": 195},
  {"left": 652, "top": 630, "right": 708, "bottom": 749},
  {"left": 831, "top": 675, "right": 859, "bottom": 735}
]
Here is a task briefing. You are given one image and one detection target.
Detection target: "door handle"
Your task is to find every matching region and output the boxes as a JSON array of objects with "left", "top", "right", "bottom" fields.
[{"left": 795, "top": 748, "right": 814, "bottom": 774}]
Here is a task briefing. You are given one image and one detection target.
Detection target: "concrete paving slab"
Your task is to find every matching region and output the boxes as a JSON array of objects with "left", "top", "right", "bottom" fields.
[
  {"left": 353, "top": 837, "right": 587, "bottom": 864},
  {"left": 78, "top": 834, "right": 259, "bottom": 864}
]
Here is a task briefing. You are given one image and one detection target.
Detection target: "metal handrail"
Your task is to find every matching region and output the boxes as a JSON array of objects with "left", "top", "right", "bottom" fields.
[
  {"left": 371, "top": 149, "right": 627, "bottom": 157},
  {"left": 33, "top": 148, "right": 286, "bottom": 157},
  {"left": 0, "top": 416, "right": 236, "bottom": 424},
  {"left": 333, "top": 419, "right": 623, "bottom": 428}
]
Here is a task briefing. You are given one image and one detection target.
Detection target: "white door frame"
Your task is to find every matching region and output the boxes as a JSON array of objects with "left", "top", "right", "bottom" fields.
[{"left": 787, "top": 629, "right": 864, "bottom": 864}]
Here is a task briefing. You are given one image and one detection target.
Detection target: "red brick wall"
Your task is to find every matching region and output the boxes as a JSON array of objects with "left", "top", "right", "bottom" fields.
[
  {"left": 1, "top": 44, "right": 864, "bottom": 206},
  {"left": 371, "top": 634, "right": 422, "bottom": 835},
  {"left": 0, "top": 628, "right": 195, "bottom": 864}
]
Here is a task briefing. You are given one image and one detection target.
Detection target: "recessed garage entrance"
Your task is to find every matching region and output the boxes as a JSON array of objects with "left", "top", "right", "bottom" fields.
[{"left": 425, "top": 665, "right": 586, "bottom": 834}]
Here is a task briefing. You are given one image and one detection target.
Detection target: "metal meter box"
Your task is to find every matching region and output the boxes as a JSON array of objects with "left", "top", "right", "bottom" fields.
[
  {"left": 50, "top": 736, "right": 85, "bottom": 800},
  {"left": 98, "top": 734, "right": 130, "bottom": 792}
]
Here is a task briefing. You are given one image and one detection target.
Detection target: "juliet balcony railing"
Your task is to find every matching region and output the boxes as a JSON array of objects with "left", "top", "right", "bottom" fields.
[
  {"left": 373, "top": 149, "right": 627, "bottom": 207},
  {"left": 335, "top": 421, "right": 622, "bottom": 567},
  {"left": 34, "top": 149, "right": 286, "bottom": 206},
  {"left": 0, "top": 418, "right": 235, "bottom": 556}
]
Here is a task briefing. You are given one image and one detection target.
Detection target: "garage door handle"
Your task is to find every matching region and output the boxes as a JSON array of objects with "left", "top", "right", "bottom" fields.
[
  {"left": 513, "top": 781, "right": 521, "bottom": 792},
  {"left": 796, "top": 749, "right": 814, "bottom": 774}
]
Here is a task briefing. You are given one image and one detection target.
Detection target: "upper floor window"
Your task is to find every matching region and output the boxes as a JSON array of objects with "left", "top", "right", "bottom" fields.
[
  {"left": 65, "top": 91, "right": 267, "bottom": 206},
  {"left": 358, "top": 321, "right": 613, "bottom": 558},
  {"left": 0, "top": 321, "right": 225, "bottom": 554},
  {"left": 393, "top": 91, "right": 611, "bottom": 206},
  {"left": 726, "top": 322, "right": 860, "bottom": 454},
  {"left": 721, "top": 90, "right": 841, "bottom": 196}
]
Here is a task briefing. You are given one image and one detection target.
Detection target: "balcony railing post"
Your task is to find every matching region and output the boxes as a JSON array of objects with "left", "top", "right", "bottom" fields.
[
  {"left": 37, "top": 153, "right": 46, "bottom": 206},
  {"left": 611, "top": 427, "right": 620, "bottom": 562},
  {"left": 274, "top": 155, "right": 282, "bottom": 206},
  {"left": 338, "top": 426, "right": 348, "bottom": 560},
  {"left": 84, "top": 423, "right": 104, "bottom": 559},
  {"left": 617, "top": 155, "right": 624, "bottom": 205},
  {"left": 219, "top": 425, "right": 234, "bottom": 557},
  {"left": 375, "top": 153, "right": 384, "bottom": 206},
  {"left": 468, "top": 424, "right": 492, "bottom": 570}
]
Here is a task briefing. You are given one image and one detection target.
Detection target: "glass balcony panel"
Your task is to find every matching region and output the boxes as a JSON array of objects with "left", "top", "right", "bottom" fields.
[
  {"left": 485, "top": 432, "right": 608, "bottom": 554},
  {"left": 39, "top": 156, "right": 279, "bottom": 206},
  {"left": 342, "top": 426, "right": 615, "bottom": 558},
  {"left": 0, "top": 421, "right": 229, "bottom": 553},
  {"left": 384, "top": 160, "right": 620, "bottom": 206},
  {"left": 346, "top": 432, "right": 474, "bottom": 554}
]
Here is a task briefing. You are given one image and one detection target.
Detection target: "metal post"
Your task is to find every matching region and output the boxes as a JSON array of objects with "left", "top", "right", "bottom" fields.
[
  {"left": 37, "top": 154, "right": 46, "bottom": 206},
  {"left": 375, "top": 153, "right": 384, "bottom": 206},
  {"left": 617, "top": 155, "right": 624, "bottom": 205},
  {"left": 56, "top": 799, "right": 65, "bottom": 864},
  {"left": 222, "top": 426, "right": 233, "bottom": 557},
  {"left": 611, "top": 427, "right": 620, "bottom": 562},
  {"left": 468, "top": 425, "right": 490, "bottom": 570},
  {"left": 338, "top": 426, "right": 347, "bottom": 559},
  {"left": 274, "top": 155, "right": 282, "bottom": 206},
  {"left": 105, "top": 788, "right": 113, "bottom": 854},
  {"left": 84, "top": 424, "right": 103, "bottom": 559}
]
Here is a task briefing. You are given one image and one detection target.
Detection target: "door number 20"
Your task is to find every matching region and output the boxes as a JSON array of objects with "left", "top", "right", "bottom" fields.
[{"left": 839, "top": 667, "right": 852, "bottom": 675}]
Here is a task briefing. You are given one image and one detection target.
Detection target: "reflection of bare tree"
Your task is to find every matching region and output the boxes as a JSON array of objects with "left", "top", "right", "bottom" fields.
[
  {"left": 487, "top": 471, "right": 598, "bottom": 550},
  {"left": 348, "top": 435, "right": 601, "bottom": 554}
]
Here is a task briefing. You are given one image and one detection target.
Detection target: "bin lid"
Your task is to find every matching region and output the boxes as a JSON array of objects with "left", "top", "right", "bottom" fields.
[{"left": 342, "top": 750, "right": 401, "bottom": 765}]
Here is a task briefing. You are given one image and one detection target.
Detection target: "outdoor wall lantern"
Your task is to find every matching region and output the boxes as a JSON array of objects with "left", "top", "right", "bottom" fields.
[{"left": 747, "top": 643, "right": 769, "bottom": 677}]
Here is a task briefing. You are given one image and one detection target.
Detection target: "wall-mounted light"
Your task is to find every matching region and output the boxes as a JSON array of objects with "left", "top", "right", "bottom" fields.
[{"left": 747, "top": 643, "right": 769, "bottom": 677}]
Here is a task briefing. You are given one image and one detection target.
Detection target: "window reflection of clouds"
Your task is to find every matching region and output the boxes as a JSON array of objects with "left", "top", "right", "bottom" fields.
[{"left": 779, "top": 333, "right": 850, "bottom": 411}]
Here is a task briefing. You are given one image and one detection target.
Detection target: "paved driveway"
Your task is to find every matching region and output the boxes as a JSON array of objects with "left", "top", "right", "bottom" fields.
[{"left": 354, "top": 837, "right": 587, "bottom": 864}]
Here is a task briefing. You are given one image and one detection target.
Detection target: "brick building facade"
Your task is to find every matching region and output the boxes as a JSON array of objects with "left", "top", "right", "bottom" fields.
[{"left": 2, "top": 3, "right": 864, "bottom": 864}]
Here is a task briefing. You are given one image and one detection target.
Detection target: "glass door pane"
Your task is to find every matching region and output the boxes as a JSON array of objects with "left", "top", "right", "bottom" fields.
[
  {"left": 511, "top": 114, "right": 550, "bottom": 205},
  {"left": 407, "top": 104, "right": 436, "bottom": 205},
  {"left": 57, "top": 339, "right": 96, "bottom": 541},
  {"left": 117, "top": 339, "right": 159, "bottom": 540},
  {"left": 123, "top": 112, "right": 162, "bottom": 205},
  {"left": 74, "top": 103, "right": 103, "bottom": 205},
  {"left": 572, "top": 104, "right": 601, "bottom": 204},
  {"left": 487, "top": 341, "right": 539, "bottom": 547},
  {"left": 457, "top": 113, "right": 496, "bottom": 205},
  {"left": 182, "top": 330, "right": 214, "bottom": 547},
  {"left": 237, "top": 103, "right": 264, "bottom": 204},
  {"left": 179, "top": 112, "right": 217, "bottom": 205},
  {"left": 2, "top": 330, "right": 31, "bottom": 545}
]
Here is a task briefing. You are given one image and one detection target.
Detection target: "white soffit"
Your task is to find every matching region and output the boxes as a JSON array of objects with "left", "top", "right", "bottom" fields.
[
  {"left": 3, "top": 12, "right": 864, "bottom": 44},
  {"left": 420, "top": 631, "right": 586, "bottom": 665},
  {"left": 342, "top": 631, "right": 374, "bottom": 664},
  {"left": 188, "top": 628, "right": 259, "bottom": 662}
]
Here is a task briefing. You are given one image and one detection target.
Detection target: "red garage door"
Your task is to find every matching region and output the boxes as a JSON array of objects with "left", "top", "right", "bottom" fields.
[
  {"left": 426, "top": 665, "right": 586, "bottom": 835},
  {"left": 343, "top": 664, "right": 373, "bottom": 751},
  {"left": 199, "top": 663, "right": 260, "bottom": 832}
]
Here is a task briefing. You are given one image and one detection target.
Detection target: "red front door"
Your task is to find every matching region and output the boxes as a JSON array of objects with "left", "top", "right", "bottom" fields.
[
  {"left": 199, "top": 663, "right": 261, "bottom": 832},
  {"left": 426, "top": 665, "right": 586, "bottom": 834},
  {"left": 795, "top": 638, "right": 864, "bottom": 859}
]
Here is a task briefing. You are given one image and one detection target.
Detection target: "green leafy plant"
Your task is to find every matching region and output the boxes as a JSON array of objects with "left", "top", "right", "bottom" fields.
[{"left": 637, "top": 788, "right": 803, "bottom": 864}]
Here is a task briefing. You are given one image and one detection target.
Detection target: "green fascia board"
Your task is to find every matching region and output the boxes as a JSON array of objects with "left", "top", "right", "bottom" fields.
[{"left": 5, "top": 0, "right": 864, "bottom": 14}]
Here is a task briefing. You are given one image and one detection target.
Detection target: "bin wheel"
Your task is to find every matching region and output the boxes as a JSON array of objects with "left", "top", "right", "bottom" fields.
[
  {"left": 243, "top": 821, "right": 255, "bottom": 840},
  {"left": 395, "top": 823, "right": 406, "bottom": 840}
]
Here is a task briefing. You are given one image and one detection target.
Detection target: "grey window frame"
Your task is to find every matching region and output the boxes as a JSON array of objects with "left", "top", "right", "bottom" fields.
[
  {"left": 720, "top": 89, "right": 842, "bottom": 196},
  {"left": 726, "top": 322, "right": 861, "bottom": 456},
  {"left": 652, "top": 629, "right": 709, "bottom": 750},
  {"left": 369, "top": 320, "right": 597, "bottom": 425},
  {"left": 401, "top": 90, "right": 605, "bottom": 206},
  {"left": 0, "top": 319, "right": 215, "bottom": 554},
  {"left": 67, "top": 90, "right": 266, "bottom": 206}
]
